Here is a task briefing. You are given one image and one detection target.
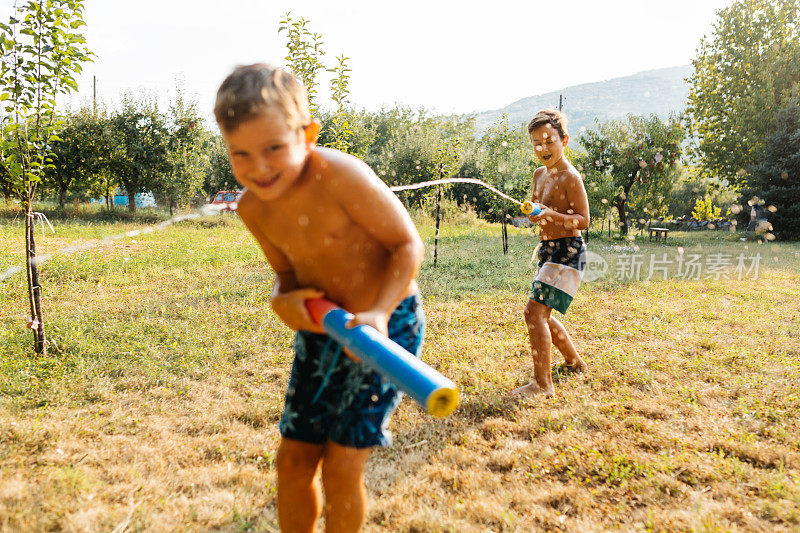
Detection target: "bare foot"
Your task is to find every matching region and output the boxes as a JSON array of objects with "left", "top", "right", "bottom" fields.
[
  {"left": 509, "top": 381, "right": 555, "bottom": 398},
  {"left": 552, "top": 361, "right": 588, "bottom": 377}
]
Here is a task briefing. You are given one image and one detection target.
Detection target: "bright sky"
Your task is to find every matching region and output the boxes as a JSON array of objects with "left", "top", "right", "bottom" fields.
[{"left": 3, "top": 0, "right": 734, "bottom": 122}]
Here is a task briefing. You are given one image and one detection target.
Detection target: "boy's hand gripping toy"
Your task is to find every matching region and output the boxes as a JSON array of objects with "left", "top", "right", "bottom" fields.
[
  {"left": 305, "top": 298, "right": 458, "bottom": 418},
  {"left": 520, "top": 201, "right": 542, "bottom": 217}
]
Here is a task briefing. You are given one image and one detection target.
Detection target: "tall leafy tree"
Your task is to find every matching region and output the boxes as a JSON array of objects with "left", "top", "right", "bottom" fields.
[
  {"left": 580, "top": 159, "right": 616, "bottom": 234},
  {"left": 744, "top": 101, "right": 800, "bottom": 239},
  {"left": 159, "top": 89, "right": 210, "bottom": 214},
  {"left": 204, "top": 134, "right": 238, "bottom": 200},
  {"left": 472, "top": 114, "right": 537, "bottom": 219},
  {"left": 431, "top": 133, "right": 466, "bottom": 266},
  {"left": 369, "top": 111, "right": 465, "bottom": 208},
  {"left": 278, "top": 12, "right": 326, "bottom": 115},
  {"left": 44, "top": 108, "right": 109, "bottom": 207},
  {"left": 324, "top": 54, "right": 354, "bottom": 153},
  {"left": 359, "top": 106, "right": 421, "bottom": 174},
  {"left": 577, "top": 114, "right": 684, "bottom": 235},
  {"left": 686, "top": 0, "right": 800, "bottom": 186},
  {"left": 106, "top": 94, "right": 169, "bottom": 212},
  {"left": 0, "top": 0, "right": 92, "bottom": 354}
]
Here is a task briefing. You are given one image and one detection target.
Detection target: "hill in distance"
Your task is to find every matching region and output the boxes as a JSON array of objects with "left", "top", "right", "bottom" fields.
[{"left": 473, "top": 65, "right": 692, "bottom": 137}]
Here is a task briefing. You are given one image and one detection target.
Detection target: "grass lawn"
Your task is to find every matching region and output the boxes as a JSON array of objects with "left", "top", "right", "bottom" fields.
[{"left": 1, "top": 205, "right": 799, "bottom": 531}]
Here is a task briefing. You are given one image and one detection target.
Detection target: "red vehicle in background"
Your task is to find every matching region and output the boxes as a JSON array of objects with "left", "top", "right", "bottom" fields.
[{"left": 211, "top": 190, "right": 243, "bottom": 211}]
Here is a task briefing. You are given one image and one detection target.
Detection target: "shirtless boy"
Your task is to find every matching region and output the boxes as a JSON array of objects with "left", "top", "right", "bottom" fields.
[
  {"left": 512, "top": 109, "right": 590, "bottom": 398},
  {"left": 215, "top": 64, "right": 425, "bottom": 532}
]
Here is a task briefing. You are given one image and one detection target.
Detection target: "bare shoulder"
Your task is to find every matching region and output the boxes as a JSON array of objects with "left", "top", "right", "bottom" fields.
[
  {"left": 560, "top": 166, "right": 585, "bottom": 189},
  {"left": 235, "top": 189, "right": 263, "bottom": 221},
  {"left": 312, "top": 147, "right": 385, "bottom": 195},
  {"left": 314, "top": 147, "right": 376, "bottom": 179}
]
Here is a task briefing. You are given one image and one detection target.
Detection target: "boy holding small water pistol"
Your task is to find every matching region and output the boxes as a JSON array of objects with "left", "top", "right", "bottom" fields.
[{"left": 513, "top": 110, "right": 590, "bottom": 398}]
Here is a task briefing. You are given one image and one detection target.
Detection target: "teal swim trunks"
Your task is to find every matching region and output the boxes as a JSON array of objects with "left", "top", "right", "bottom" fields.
[
  {"left": 279, "top": 294, "right": 425, "bottom": 448},
  {"left": 530, "top": 236, "right": 586, "bottom": 314}
]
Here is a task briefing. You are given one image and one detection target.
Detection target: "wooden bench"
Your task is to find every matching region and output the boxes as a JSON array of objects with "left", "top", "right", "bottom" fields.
[{"left": 648, "top": 227, "right": 669, "bottom": 242}]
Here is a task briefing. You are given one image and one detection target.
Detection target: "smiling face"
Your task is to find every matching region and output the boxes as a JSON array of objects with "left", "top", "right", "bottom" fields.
[
  {"left": 529, "top": 123, "right": 569, "bottom": 169},
  {"left": 223, "top": 109, "right": 316, "bottom": 202}
]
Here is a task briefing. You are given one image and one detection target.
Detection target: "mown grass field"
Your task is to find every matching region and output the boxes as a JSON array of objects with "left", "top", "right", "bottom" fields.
[{"left": 1, "top": 205, "right": 799, "bottom": 532}]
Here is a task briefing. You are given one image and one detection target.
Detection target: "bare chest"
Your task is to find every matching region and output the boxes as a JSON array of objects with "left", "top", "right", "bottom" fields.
[
  {"left": 534, "top": 177, "right": 571, "bottom": 211},
  {"left": 263, "top": 202, "right": 358, "bottom": 263}
]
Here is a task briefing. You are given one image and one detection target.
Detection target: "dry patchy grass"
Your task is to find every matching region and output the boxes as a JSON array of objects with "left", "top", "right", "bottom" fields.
[{"left": 1, "top": 210, "right": 799, "bottom": 531}]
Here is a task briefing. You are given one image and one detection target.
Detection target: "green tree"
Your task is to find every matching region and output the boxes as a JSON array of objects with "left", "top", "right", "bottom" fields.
[
  {"left": 431, "top": 133, "right": 466, "bottom": 266},
  {"left": 359, "top": 106, "right": 421, "bottom": 174},
  {"left": 158, "top": 89, "right": 210, "bottom": 214},
  {"left": 0, "top": 0, "right": 92, "bottom": 354},
  {"left": 686, "top": 0, "right": 800, "bottom": 186},
  {"left": 743, "top": 101, "right": 800, "bottom": 239},
  {"left": 204, "top": 134, "right": 238, "bottom": 200},
  {"left": 278, "top": 12, "right": 326, "bottom": 115},
  {"left": 44, "top": 108, "right": 109, "bottom": 207},
  {"left": 579, "top": 159, "right": 616, "bottom": 235},
  {"left": 106, "top": 94, "right": 169, "bottom": 212},
  {"left": 691, "top": 194, "right": 723, "bottom": 220},
  {"left": 668, "top": 167, "right": 737, "bottom": 218},
  {"left": 323, "top": 54, "right": 354, "bottom": 153},
  {"left": 472, "top": 114, "right": 537, "bottom": 219},
  {"left": 577, "top": 114, "right": 685, "bottom": 235},
  {"left": 370, "top": 110, "right": 440, "bottom": 206}
]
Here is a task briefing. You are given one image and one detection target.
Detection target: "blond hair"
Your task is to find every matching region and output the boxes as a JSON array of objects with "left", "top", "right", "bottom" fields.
[
  {"left": 214, "top": 63, "right": 311, "bottom": 132},
  {"left": 527, "top": 109, "right": 568, "bottom": 139}
]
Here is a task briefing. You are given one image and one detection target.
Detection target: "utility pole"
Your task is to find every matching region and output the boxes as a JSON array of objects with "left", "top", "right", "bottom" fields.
[
  {"left": 93, "top": 75, "right": 97, "bottom": 116},
  {"left": 559, "top": 94, "right": 563, "bottom": 112}
]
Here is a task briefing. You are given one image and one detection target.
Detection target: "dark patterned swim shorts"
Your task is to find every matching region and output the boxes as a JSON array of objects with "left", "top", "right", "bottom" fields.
[
  {"left": 279, "top": 294, "right": 425, "bottom": 448},
  {"left": 530, "top": 236, "right": 587, "bottom": 314}
]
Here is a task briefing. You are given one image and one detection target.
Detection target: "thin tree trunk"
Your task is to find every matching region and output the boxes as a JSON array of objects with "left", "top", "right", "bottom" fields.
[
  {"left": 616, "top": 171, "right": 639, "bottom": 236},
  {"left": 433, "top": 184, "right": 442, "bottom": 267},
  {"left": 502, "top": 209, "right": 508, "bottom": 255},
  {"left": 25, "top": 201, "right": 46, "bottom": 355},
  {"left": 616, "top": 199, "right": 629, "bottom": 236}
]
